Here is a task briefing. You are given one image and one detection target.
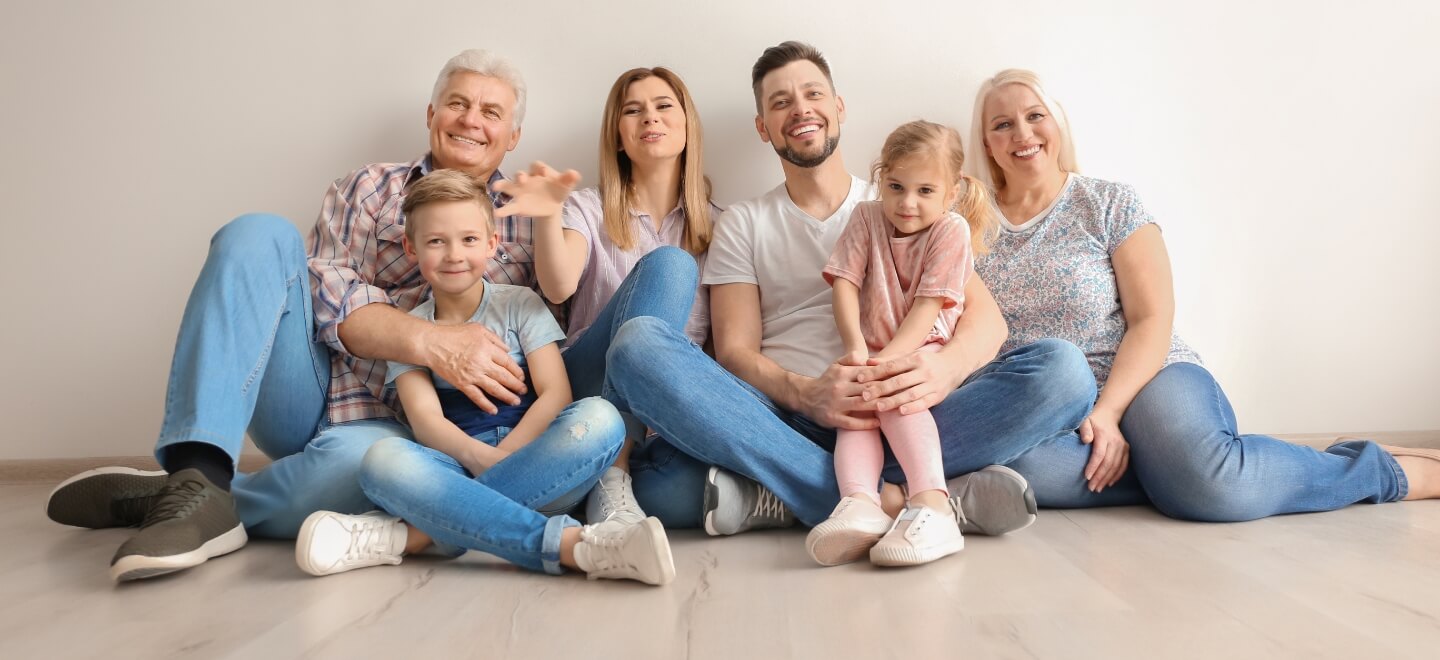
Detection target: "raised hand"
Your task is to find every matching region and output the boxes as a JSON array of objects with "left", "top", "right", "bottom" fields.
[{"left": 491, "top": 161, "right": 582, "bottom": 220}]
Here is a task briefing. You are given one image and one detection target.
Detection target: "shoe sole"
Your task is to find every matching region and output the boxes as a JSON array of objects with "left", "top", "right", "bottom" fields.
[
  {"left": 805, "top": 520, "right": 888, "bottom": 567},
  {"left": 870, "top": 535, "right": 965, "bottom": 567},
  {"left": 46, "top": 467, "right": 167, "bottom": 528},
  {"left": 955, "top": 465, "right": 1038, "bottom": 536},
  {"left": 111, "top": 523, "right": 248, "bottom": 582},
  {"left": 295, "top": 511, "right": 335, "bottom": 577},
  {"left": 634, "top": 518, "right": 677, "bottom": 586},
  {"left": 702, "top": 467, "right": 723, "bottom": 536}
]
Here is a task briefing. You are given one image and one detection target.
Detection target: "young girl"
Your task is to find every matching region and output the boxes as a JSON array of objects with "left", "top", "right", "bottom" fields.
[
  {"left": 497, "top": 67, "right": 717, "bottom": 528},
  {"left": 812, "top": 120, "right": 997, "bottom": 567}
]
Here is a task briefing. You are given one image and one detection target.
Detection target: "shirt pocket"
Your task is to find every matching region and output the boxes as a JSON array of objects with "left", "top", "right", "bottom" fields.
[
  {"left": 372, "top": 218, "right": 420, "bottom": 290},
  {"left": 487, "top": 242, "right": 536, "bottom": 287}
]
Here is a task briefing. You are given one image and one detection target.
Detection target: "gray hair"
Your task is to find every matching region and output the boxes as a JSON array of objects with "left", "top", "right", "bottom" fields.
[{"left": 431, "top": 49, "right": 528, "bottom": 130}]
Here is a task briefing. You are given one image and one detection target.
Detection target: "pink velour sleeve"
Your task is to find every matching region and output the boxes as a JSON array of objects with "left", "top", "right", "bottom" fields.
[{"left": 914, "top": 214, "right": 972, "bottom": 309}]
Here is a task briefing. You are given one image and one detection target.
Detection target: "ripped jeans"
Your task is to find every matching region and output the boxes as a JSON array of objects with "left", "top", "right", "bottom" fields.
[{"left": 359, "top": 398, "right": 625, "bottom": 574}]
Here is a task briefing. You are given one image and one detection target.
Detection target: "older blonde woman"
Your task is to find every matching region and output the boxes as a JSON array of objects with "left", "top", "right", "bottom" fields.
[{"left": 967, "top": 69, "right": 1440, "bottom": 520}]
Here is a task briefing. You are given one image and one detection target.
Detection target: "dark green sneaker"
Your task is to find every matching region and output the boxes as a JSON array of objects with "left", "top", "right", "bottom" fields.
[
  {"left": 110, "top": 468, "right": 247, "bottom": 582},
  {"left": 46, "top": 467, "right": 167, "bottom": 528}
]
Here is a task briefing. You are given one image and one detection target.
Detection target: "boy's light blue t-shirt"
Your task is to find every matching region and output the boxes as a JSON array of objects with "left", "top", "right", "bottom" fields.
[{"left": 385, "top": 281, "right": 566, "bottom": 435}]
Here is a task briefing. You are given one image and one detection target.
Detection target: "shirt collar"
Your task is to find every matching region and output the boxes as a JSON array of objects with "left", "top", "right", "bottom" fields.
[
  {"left": 406, "top": 154, "right": 435, "bottom": 186},
  {"left": 411, "top": 154, "right": 513, "bottom": 210},
  {"left": 486, "top": 169, "right": 512, "bottom": 208}
]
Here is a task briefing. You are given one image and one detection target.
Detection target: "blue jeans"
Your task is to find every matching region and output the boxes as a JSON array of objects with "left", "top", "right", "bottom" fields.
[
  {"left": 358, "top": 398, "right": 625, "bottom": 574},
  {"left": 607, "top": 313, "right": 1098, "bottom": 527},
  {"left": 561, "top": 246, "right": 699, "bottom": 400},
  {"left": 155, "top": 214, "right": 394, "bottom": 538},
  {"left": 1011, "top": 362, "right": 1406, "bottom": 521}
]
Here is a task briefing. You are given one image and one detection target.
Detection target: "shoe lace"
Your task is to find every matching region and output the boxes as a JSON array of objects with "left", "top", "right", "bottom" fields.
[
  {"left": 580, "top": 525, "right": 636, "bottom": 575},
  {"left": 345, "top": 519, "right": 392, "bottom": 560},
  {"left": 751, "top": 487, "right": 788, "bottom": 522},
  {"left": 597, "top": 480, "right": 635, "bottom": 520},
  {"left": 139, "top": 479, "right": 207, "bottom": 528},
  {"left": 114, "top": 496, "right": 157, "bottom": 526},
  {"left": 949, "top": 494, "right": 970, "bottom": 527}
]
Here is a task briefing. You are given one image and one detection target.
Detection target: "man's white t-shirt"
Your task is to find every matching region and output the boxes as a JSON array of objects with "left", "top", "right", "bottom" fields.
[{"left": 703, "top": 175, "right": 874, "bottom": 378}]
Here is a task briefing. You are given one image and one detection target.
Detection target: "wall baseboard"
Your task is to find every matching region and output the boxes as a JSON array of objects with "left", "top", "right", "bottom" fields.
[
  {"left": 2, "top": 431, "right": 1438, "bottom": 485},
  {"left": 0, "top": 454, "right": 273, "bottom": 486}
]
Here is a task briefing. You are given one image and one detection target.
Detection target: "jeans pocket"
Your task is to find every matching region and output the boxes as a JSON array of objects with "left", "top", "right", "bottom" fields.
[{"left": 471, "top": 427, "right": 508, "bottom": 447}]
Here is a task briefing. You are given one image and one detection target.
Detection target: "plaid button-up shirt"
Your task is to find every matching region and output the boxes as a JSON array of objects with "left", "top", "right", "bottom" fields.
[{"left": 307, "top": 155, "right": 554, "bottom": 424}]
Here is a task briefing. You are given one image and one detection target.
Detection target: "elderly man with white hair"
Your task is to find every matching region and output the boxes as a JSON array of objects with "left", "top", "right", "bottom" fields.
[{"left": 44, "top": 49, "right": 584, "bottom": 582}]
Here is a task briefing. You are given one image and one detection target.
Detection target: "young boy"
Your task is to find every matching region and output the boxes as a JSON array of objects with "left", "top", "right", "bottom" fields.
[{"left": 294, "top": 169, "right": 675, "bottom": 585}]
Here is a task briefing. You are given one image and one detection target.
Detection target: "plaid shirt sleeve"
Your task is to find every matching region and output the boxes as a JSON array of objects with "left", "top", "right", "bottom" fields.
[{"left": 307, "top": 170, "right": 394, "bottom": 356}]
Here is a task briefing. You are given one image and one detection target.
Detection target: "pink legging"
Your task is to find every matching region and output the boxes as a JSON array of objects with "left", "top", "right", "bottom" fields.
[{"left": 834, "top": 344, "right": 948, "bottom": 503}]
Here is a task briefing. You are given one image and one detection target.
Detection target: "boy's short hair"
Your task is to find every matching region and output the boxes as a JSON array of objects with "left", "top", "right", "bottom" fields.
[{"left": 401, "top": 169, "right": 495, "bottom": 241}]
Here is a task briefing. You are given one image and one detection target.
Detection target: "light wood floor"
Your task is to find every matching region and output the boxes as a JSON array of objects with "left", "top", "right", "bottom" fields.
[{"left": 4, "top": 438, "right": 1439, "bottom": 660}]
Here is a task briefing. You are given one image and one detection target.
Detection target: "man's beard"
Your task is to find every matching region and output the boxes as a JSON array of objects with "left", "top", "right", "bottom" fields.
[{"left": 774, "top": 133, "right": 840, "bottom": 168}]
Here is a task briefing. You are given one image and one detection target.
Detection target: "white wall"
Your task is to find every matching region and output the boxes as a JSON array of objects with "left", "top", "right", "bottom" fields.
[{"left": 2, "top": 0, "right": 1437, "bottom": 460}]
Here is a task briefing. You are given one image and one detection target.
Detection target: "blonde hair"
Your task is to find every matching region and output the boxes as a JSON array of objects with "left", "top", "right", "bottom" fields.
[
  {"left": 401, "top": 169, "right": 495, "bottom": 242},
  {"left": 967, "top": 69, "right": 1078, "bottom": 192},
  {"left": 598, "top": 67, "right": 713, "bottom": 254},
  {"left": 872, "top": 120, "right": 996, "bottom": 255}
]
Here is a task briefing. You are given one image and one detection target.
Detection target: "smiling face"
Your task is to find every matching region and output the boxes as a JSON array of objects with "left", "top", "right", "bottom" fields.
[
  {"left": 754, "top": 60, "right": 844, "bottom": 168},
  {"left": 427, "top": 71, "right": 522, "bottom": 179},
  {"left": 981, "top": 83, "right": 1064, "bottom": 184},
  {"left": 403, "top": 200, "right": 498, "bottom": 298},
  {"left": 880, "top": 154, "right": 960, "bottom": 236},
  {"left": 617, "top": 75, "right": 687, "bottom": 167}
]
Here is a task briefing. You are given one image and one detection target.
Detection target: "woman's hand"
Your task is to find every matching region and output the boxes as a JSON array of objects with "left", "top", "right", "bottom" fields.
[
  {"left": 491, "top": 161, "right": 581, "bottom": 220},
  {"left": 1079, "top": 411, "right": 1129, "bottom": 492}
]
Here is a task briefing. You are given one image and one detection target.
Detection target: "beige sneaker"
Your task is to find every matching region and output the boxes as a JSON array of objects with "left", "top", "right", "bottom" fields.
[
  {"left": 585, "top": 466, "right": 647, "bottom": 526},
  {"left": 805, "top": 495, "right": 894, "bottom": 566},
  {"left": 869, "top": 506, "right": 964, "bottom": 567},
  {"left": 573, "top": 517, "right": 675, "bottom": 585}
]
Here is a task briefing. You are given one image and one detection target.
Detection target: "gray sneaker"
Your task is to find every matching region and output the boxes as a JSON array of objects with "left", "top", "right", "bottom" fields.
[
  {"left": 947, "top": 465, "right": 1037, "bottom": 535},
  {"left": 46, "top": 467, "right": 167, "bottom": 528},
  {"left": 702, "top": 467, "right": 795, "bottom": 536},
  {"left": 585, "top": 466, "right": 647, "bottom": 526},
  {"left": 110, "top": 468, "right": 248, "bottom": 581}
]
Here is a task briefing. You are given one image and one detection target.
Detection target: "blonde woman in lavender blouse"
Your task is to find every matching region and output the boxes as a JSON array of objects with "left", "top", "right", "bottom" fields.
[
  {"left": 498, "top": 67, "right": 719, "bottom": 528},
  {"left": 966, "top": 69, "right": 1440, "bottom": 519}
]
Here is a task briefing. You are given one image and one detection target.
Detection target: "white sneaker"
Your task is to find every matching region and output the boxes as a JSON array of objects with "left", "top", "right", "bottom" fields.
[
  {"left": 805, "top": 495, "right": 894, "bottom": 566},
  {"left": 573, "top": 517, "right": 675, "bottom": 585},
  {"left": 585, "top": 466, "right": 647, "bottom": 526},
  {"left": 869, "top": 506, "right": 965, "bottom": 567},
  {"left": 295, "top": 510, "right": 407, "bottom": 577}
]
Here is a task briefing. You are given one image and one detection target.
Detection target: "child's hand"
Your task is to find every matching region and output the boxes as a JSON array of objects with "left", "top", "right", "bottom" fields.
[
  {"left": 491, "top": 161, "right": 581, "bottom": 220},
  {"left": 837, "top": 350, "right": 870, "bottom": 367},
  {"left": 459, "top": 444, "right": 510, "bottom": 478}
]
